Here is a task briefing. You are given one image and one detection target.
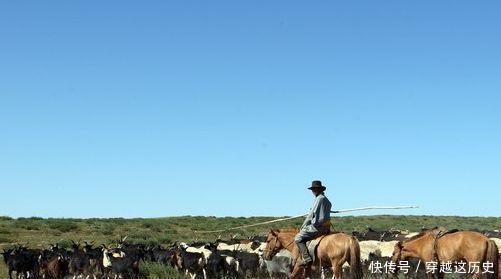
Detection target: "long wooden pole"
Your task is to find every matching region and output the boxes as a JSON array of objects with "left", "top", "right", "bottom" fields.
[{"left": 194, "top": 205, "right": 418, "bottom": 234}]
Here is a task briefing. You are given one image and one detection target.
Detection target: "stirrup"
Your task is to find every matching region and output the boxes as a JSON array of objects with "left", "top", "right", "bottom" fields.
[{"left": 299, "top": 257, "right": 313, "bottom": 266}]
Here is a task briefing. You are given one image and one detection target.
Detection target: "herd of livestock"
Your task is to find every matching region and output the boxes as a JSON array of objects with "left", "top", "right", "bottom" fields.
[{"left": 1, "top": 228, "right": 501, "bottom": 278}]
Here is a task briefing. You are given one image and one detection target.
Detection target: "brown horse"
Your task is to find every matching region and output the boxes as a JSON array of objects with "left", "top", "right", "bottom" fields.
[
  {"left": 263, "top": 228, "right": 363, "bottom": 279},
  {"left": 391, "top": 228, "right": 499, "bottom": 279}
]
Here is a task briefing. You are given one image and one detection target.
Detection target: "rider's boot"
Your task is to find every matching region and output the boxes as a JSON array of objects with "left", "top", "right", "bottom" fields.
[{"left": 297, "top": 241, "right": 312, "bottom": 266}]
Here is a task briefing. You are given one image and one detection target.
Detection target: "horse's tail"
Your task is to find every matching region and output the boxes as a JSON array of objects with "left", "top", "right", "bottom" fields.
[
  {"left": 349, "top": 236, "right": 363, "bottom": 279},
  {"left": 485, "top": 240, "right": 498, "bottom": 279}
]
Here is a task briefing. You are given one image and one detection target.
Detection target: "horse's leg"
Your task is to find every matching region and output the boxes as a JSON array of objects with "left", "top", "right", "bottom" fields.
[
  {"left": 330, "top": 259, "right": 341, "bottom": 279},
  {"left": 290, "top": 263, "right": 304, "bottom": 279},
  {"left": 330, "top": 266, "right": 338, "bottom": 279},
  {"left": 304, "top": 266, "right": 312, "bottom": 279}
]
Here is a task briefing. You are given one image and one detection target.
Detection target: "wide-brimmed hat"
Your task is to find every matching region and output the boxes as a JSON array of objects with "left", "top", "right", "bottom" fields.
[{"left": 308, "top": 180, "right": 326, "bottom": 191}]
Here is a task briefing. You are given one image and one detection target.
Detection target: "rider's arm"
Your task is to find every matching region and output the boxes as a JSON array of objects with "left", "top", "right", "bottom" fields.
[
  {"left": 311, "top": 196, "right": 331, "bottom": 228},
  {"left": 309, "top": 196, "right": 323, "bottom": 227}
]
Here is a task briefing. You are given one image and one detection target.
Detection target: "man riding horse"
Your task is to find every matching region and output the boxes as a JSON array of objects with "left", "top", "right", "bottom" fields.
[{"left": 295, "top": 180, "right": 332, "bottom": 267}]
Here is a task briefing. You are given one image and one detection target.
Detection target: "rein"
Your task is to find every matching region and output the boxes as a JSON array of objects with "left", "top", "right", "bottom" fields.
[
  {"left": 282, "top": 239, "right": 296, "bottom": 250},
  {"left": 263, "top": 234, "right": 296, "bottom": 257}
]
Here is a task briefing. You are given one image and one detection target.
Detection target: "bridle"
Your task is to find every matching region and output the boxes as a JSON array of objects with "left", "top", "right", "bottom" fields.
[
  {"left": 263, "top": 234, "right": 296, "bottom": 259},
  {"left": 392, "top": 243, "right": 403, "bottom": 264}
]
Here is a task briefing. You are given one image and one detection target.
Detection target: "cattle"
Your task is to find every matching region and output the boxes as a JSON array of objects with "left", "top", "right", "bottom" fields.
[
  {"left": 203, "top": 251, "right": 222, "bottom": 278},
  {"left": 189, "top": 242, "right": 229, "bottom": 278},
  {"left": 232, "top": 250, "right": 261, "bottom": 278},
  {"left": 180, "top": 241, "right": 257, "bottom": 278},
  {"left": 68, "top": 241, "right": 92, "bottom": 278},
  {"left": 173, "top": 247, "right": 207, "bottom": 279},
  {"left": 354, "top": 228, "right": 409, "bottom": 242},
  {"left": 145, "top": 245, "right": 176, "bottom": 267},
  {"left": 358, "top": 239, "right": 427, "bottom": 278},
  {"left": 489, "top": 237, "right": 501, "bottom": 253},
  {"left": 485, "top": 230, "right": 501, "bottom": 239},
  {"left": 216, "top": 240, "right": 261, "bottom": 253},
  {"left": 355, "top": 228, "right": 384, "bottom": 241},
  {"left": 380, "top": 229, "right": 409, "bottom": 242},
  {"left": 100, "top": 240, "right": 147, "bottom": 279},
  {"left": 262, "top": 249, "right": 292, "bottom": 278},
  {"left": 365, "top": 228, "right": 385, "bottom": 241},
  {"left": 39, "top": 249, "right": 69, "bottom": 279},
  {"left": 114, "top": 242, "right": 145, "bottom": 276},
  {"left": 233, "top": 237, "right": 267, "bottom": 251},
  {"left": 83, "top": 241, "right": 104, "bottom": 277},
  {"left": 249, "top": 235, "right": 268, "bottom": 243},
  {"left": 180, "top": 242, "right": 212, "bottom": 262},
  {"left": 102, "top": 247, "right": 140, "bottom": 279},
  {"left": 10, "top": 230, "right": 495, "bottom": 279},
  {"left": 1, "top": 246, "right": 40, "bottom": 279},
  {"left": 215, "top": 250, "right": 239, "bottom": 278}
]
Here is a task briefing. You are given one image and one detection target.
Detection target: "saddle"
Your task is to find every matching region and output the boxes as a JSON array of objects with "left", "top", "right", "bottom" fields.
[
  {"left": 306, "top": 233, "right": 331, "bottom": 263},
  {"left": 430, "top": 227, "right": 460, "bottom": 262},
  {"left": 431, "top": 227, "right": 459, "bottom": 238}
]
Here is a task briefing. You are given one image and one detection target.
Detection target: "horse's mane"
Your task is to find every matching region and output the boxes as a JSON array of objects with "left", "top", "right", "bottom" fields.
[
  {"left": 404, "top": 231, "right": 428, "bottom": 242},
  {"left": 404, "top": 227, "right": 440, "bottom": 242}
]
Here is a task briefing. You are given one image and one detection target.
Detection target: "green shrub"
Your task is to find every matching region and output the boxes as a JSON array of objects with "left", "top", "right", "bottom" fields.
[
  {"left": 20, "top": 217, "right": 44, "bottom": 220},
  {"left": 98, "top": 223, "right": 116, "bottom": 236},
  {"left": 47, "top": 220, "right": 79, "bottom": 233},
  {"left": 0, "top": 236, "right": 12, "bottom": 243},
  {"left": 156, "top": 236, "right": 172, "bottom": 245},
  {"left": 13, "top": 219, "right": 41, "bottom": 231},
  {"left": 57, "top": 239, "right": 74, "bottom": 249}
]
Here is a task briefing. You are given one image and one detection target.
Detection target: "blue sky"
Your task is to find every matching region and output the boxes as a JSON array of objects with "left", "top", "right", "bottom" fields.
[{"left": 0, "top": 1, "right": 500, "bottom": 218}]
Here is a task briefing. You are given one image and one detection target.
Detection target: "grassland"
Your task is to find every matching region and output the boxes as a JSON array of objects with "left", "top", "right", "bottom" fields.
[{"left": 0, "top": 215, "right": 499, "bottom": 278}]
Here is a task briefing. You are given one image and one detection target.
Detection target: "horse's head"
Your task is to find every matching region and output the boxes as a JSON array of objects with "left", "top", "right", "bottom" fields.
[
  {"left": 391, "top": 240, "right": 415, "bottom": 264},
  {"left": 390, "top": 241, "right": 403, "bottom": 263},
  {"left": 263, "top": 229, "right": 283, "bottom": 260},
  {"left": 388, "top": 241, "right": 405, "bottom": 278}
]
